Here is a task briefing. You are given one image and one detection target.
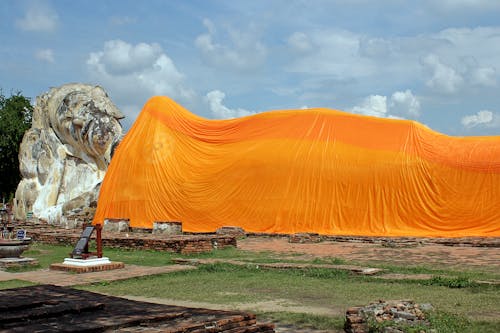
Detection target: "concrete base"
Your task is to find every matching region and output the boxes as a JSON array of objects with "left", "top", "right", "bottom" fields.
[
  {"left": 50, "top": 257, "right": 124, "bottom": 273},
  {"left": 63, "top": 257, "right": 111, "bottom": 266},
  {"left": 0, "top": 257, "right": 39, "bottom": 269}
]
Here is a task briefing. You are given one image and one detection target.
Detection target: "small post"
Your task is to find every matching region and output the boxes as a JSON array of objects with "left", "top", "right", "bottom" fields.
[
  {"left": 96, "top": 223, "right": 102, "bottom": 258},
  {"left": 82, "top": 223, "right": 89, "bottom": 254}
]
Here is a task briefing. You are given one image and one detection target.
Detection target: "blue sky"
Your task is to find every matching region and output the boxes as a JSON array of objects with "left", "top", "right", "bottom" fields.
[{"left": 1, "top": 0, "right": 500, "bottom": 135}]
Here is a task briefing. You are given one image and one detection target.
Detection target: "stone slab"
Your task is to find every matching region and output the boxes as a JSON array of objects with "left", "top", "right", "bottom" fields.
[
  {"left": 0, "top": 285, "right": 275, "bottom": 332},
  {"left": 173, "top": 258, "right": 384, "bottom": 275},
  {"left": 0, "top": 257, "right": 38, "bottom": 269}
]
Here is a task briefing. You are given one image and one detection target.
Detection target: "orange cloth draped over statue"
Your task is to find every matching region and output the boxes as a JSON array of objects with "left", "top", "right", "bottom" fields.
[{"left": 93, "top": 96, "right": 500, "bottom": 237}]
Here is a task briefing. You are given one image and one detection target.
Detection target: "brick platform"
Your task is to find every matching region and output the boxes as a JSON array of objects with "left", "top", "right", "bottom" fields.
[
  {"left": 16, "top": 221, "right": 237, "bottom": 254},
  {"left": 0, "top": 285, "right": 275, "bottom": 332},
  {"left": 50, "top": 261, "right": 125, "bottom": 273}
]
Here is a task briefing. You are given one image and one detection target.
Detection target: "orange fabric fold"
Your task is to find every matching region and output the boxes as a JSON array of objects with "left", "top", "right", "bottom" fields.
[{"left": 93, "top": 96, "right": 500, "bottom": 237}]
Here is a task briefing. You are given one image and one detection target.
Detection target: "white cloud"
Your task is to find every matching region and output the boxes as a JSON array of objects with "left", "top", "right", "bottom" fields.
[
  {"left": 461, "top": 110, "right": 500, "bottom": 128},
  {"left": 96, "top": 40, "right": 163, "bottom": 76},
  {"left": 16, "top": 2, "right": 58, "bottom": 32},
  {"left": 34, "top": 48, "right": 54, "bottom": 63},
  {"left": 195, "top": 19, "right": 267, "bottom": 71},
  {"left": 390, "top": 90, "right": 420, "bottom": 117},
  {"left": 350, "top": 90, "right": 420, "bottom": 119},
  {"left": 421, "top": 54, "right": 464, "bottom": 93},
  {"left": 87, "top": 39, "right": 194, "bottom": 122},
  {"left": 423, "top": 28, "right": 500, "bottom": 90},
  {"left": 350, "top": 95, "right": 388, "bottom": 118},
  {"left": 206, "top": 90, "right": 254, "bottom": 119},
  {"left": 285, "top": 29, "right": 374, "bottom": 78},
  {"left": 286, "top": 27, "right": 500, "bottom": 99}
]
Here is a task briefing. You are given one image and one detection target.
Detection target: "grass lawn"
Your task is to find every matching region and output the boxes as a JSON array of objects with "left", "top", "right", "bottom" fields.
[
  {"left": 9, "top": 242, "right": 177, "bottom": 270},
  {"left": 0, "top": 279, "right": 35, "bottom": 290},
  {"left": 2, "top": 242, "right": 499, "bottom": 332},
  {"left": 81, "top": 263, "right": 500, "bottom": 318}
]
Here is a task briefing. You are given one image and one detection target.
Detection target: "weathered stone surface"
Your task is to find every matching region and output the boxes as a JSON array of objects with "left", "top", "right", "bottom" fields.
[
  {"left": 60, "top": 216, "right": 85, "bottom": 229},
  {"left": 153, "top": 221, "right": 182, "bottom": 235},
  {"left": 344, "top": 300, "right": 433, "bottom": 333},
  {"left": 0, "top": 257, "right": 38, "bottom": 269},
  {"left": 216, "top": 226, "right": 246, "bottom": 236},
  {"left": 14, "top": 83, "right": 124, "bottom": 224},
  {"left": 289, "top": 233, "right": 322, "bottom": 243},
  {"left": 0, "top": 285, "right": 275, "bottom": 332},
  {"left": 16, "top": 221, "right": 237, "bottom": 255},
  {"left": 104, "top": 218, "right": 130, "bottom": 233}
]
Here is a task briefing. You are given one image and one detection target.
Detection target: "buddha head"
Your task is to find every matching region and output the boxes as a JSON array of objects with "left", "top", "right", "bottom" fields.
[{"left": 47, "top": 84, "right": 124, "bottom": 166}]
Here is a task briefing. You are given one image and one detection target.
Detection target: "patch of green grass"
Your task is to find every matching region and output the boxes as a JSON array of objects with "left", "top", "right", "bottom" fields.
[
  {"left": 23, "top": 248, "right": 42, "bottom": 255},
  {"left": 423, "top": 276, "right": 478, "bottom": 289},
  {"left": 23, "top": 243, "right": 73, "bottom": 268},
  {"left": 425, "top": 311, "right": 470, "bottom": 333},
  {"left": 0, "top": 280, "right": 35, "bottom": 290},
  {"left": 15, "top": 242, "right": 307, "bottom": 271},
  {"left": 363, "top": 262, "right": 500, "bottom": 281},
  {"left": 258, "top": 312, "right": 344, "bottom": 331},
  {"left": 185, "top": 247, "right": 281, "bottom": 262},
  {"left": 82, "top": 263, "right": 500, "bottom": 322},
  {"left": 465, "top": 320, "right": 500, "bottom": 333},
  {"left": 104, "top": 247, "right": 175, "bottom": 266},
  {"left": 425, "top": 311, "right": 500, "bottom": 333},
  {"left": 12, "top": 243, "right": 179, "bottom": 270},
  {"left": 4, "top": 264, "right": 41, "bottom": 272},
  {"left": 311, "top": 257, "right": 347, "bottom": 265}
]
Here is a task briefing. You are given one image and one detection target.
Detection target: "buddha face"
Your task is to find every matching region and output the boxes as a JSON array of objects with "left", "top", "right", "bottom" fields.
[{"left": 52, "top": 87, "right": 123, "bottom": 160}]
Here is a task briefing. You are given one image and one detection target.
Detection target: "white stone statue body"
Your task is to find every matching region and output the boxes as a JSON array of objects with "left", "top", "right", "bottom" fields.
[{"left": 14, "top": 83, "right": 124, "bottom": 223}]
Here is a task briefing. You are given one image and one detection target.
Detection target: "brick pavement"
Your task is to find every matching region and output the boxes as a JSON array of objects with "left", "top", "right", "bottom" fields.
[
  {"left": 0, "top": 264, "right": 195, "bottom": 286},
  {"left": 238, "top": 237, "right": 500, "bottom": 273}
]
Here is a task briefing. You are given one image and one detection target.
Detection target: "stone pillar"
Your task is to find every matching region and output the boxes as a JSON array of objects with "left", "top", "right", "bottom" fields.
[
  {"left": 103, "top": 218, "right": 130, "bottom": 232},
  {"left": 152, "top": 221, "right": 182, "bottom": 235}
]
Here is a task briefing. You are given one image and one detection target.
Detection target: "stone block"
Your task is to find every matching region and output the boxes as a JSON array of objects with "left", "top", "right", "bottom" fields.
[
  {"left": 0, "top": 257, "right": 39, "bottom": 269},
  {"left": 289, "top": 233, "right": 322, "bottom": 243},
  {"left": 216, "top": 226, "right": 246, "bottom": 236},
  {"left": 103, "top": 218, "right": 130, "bottom": 232},
  {"left": 152, "top": 221, "right": 182, "bottom": 235}
]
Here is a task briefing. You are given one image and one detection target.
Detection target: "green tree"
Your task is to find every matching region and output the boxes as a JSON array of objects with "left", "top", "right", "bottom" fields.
[{"left": 0, "top": 90, "right": 33, "bottom": 201}]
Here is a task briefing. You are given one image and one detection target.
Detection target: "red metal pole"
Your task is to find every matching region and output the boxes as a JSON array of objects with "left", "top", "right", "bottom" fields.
[{"left": 96, "top": 224, "right": 103, "bottom": 258}]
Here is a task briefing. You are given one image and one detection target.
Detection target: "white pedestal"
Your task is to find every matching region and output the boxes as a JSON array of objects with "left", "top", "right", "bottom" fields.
[{"left": 62, "top": 257, "right": 111, "bottom": 267}]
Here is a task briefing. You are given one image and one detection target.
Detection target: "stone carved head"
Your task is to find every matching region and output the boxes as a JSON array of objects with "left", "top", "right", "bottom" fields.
[
  {"left": 42, "top": 83, "right": 124, "bottom": 167},
  {"left": 14, "top": 83, "right": 124, "bottom": 222}
]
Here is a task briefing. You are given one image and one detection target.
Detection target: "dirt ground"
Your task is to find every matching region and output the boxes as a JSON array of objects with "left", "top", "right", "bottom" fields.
[{"left": 238, "top": 236, "right": 500, "bottom": 273}]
